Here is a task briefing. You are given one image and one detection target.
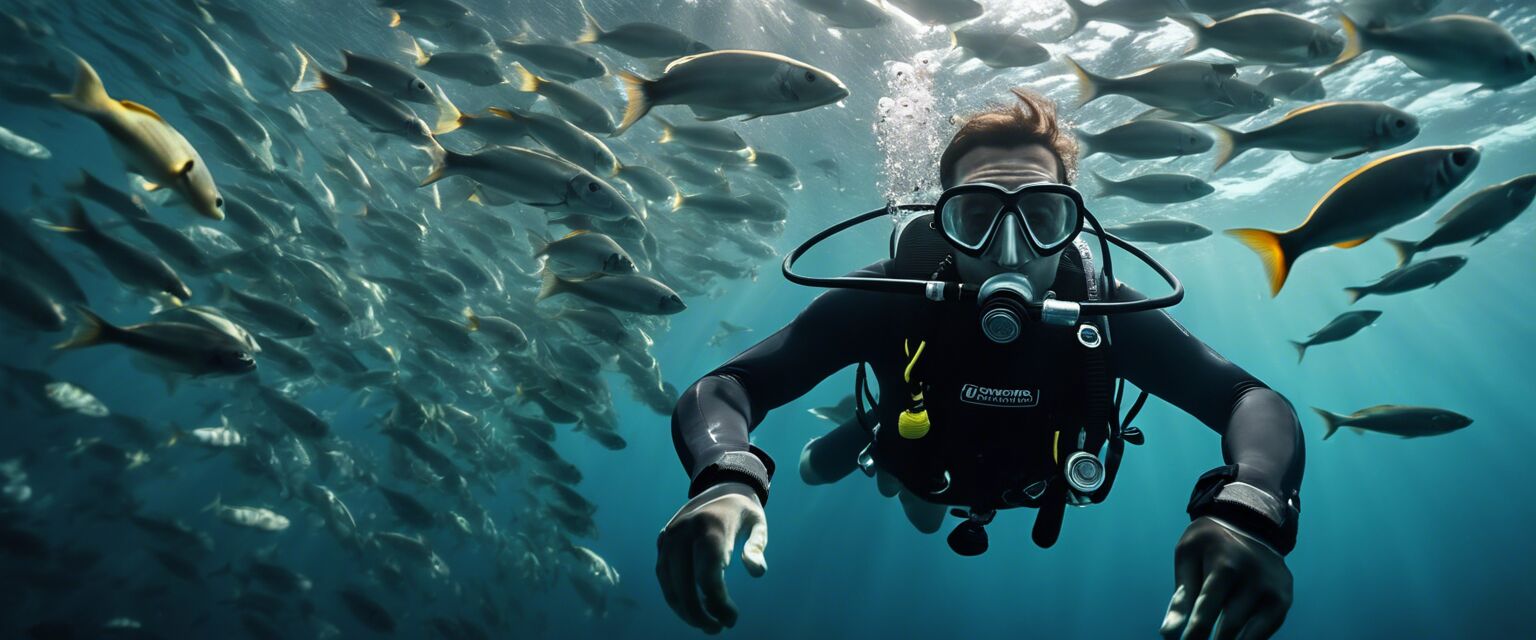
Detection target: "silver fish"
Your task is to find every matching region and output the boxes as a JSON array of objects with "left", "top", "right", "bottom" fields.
[
  {"left": 614, "top": 50, "right": 848, "bottom": 135},
  {"left": 1385, "top": 173, "right": 1536, "bottom": 265},
  {"left": 1313, "top": 404, "right": 1471, "bottom": 440},
  {"left": 1331, "top": 14, "right": 1536, "bottom": 90}
]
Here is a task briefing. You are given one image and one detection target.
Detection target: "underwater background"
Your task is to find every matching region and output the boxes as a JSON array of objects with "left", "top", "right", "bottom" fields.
[{"left": 0, "top": 0, "right": 1532, "bottom": 638}]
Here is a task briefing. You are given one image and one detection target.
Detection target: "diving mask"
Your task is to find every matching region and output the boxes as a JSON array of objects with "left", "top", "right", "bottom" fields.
[{"left": 935, "top": 181, "right": 1086, "bottom": 258}]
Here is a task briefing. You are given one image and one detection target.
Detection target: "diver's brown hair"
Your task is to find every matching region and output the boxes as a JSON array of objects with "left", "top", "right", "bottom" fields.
[{"left": 939, "top": 88, "right": 1078, "bottom": 188}]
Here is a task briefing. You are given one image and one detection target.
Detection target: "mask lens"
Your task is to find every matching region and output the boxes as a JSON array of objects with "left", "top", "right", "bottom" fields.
[
  {"left": 1019, "top": 191, "right": 1078, "bottom": 250},
  {"left": 940, "top": 191, "right": 1005, "bottom": 250}
]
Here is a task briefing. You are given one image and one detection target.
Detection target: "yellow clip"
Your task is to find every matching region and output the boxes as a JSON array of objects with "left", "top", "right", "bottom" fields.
[{"left": 898, "top": 409, "right": 930, "bottom": 439}]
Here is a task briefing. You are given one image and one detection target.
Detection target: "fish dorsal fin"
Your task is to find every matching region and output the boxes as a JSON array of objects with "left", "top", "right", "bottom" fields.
[
  {"left": 119, "top": 100, "right": 166, "bottom": 123},
  {"left": 1275, "top": 101, "right": 1346, "bottom": 124},
  {"left": 664, "top": 49, "right": 806, "bottom": 75},
  {"left": 562, "top": 229, "right": 590, "bottom": 239},
  {"left": 178, "top": 159, "right": 196, "bottom": 177}
]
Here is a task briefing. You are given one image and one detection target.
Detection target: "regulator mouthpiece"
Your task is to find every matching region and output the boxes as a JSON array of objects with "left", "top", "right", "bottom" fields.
[{"left": 976, "top": 273, "right": 1037, "bottom": 344}]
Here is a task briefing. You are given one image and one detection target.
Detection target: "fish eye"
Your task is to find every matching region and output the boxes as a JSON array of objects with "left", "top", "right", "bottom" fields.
[
  {"left": 416, "top": 81, "right": 427, "bottom": 90},
  {"left": 1395, "top": 119, "right": 1407, "bottom": 129},
  {"left": 805, "top": 71, "right": 816, "bottom": 82},
  {"left": 1526, "top": 52, "right": 1535, "bottom": 65},
  {"left": 1451, "top": 150, "right": 1470, "bottom": 165},
  {"left": 587, "top": 182, "right": 599, "bottom": 192},
  {"left": 215, "top": 196, "right": 224, "bottom": 208}
]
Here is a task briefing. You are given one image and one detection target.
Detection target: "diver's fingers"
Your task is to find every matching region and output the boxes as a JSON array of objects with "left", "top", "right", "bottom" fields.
[
  {"left": 1161, "top": 550, "right": 1203, "bottom": 638},
  {"left": 1160, "top": 584, "right": 1193, "bottom": 639},
  {"left": 1235, "top": 598, "right": 1288, "bottom": 640},
  {"left": 741, "top": 507, "right": 769, "bottom": 577},
  {"left": 694, "top": 535, "right": 738, "bottom": 628},
  {"left": 1212, "top": 590, "right": 1262, "bottom": 640},
  {"left": 656, "top": 530, "right": 684, "bottom": 619},
  {"left": 1182, "top": 568, "right": 1237, "bottom": 640},
  {"left": 664, "top": 525, "right": 720, "bottom": 633}
]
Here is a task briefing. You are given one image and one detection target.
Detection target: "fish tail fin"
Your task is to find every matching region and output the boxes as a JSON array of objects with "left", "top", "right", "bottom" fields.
[
  {"left": 59, "top": 199, "right": 96, "bottom": 234},
  {"left": 290, "top": 45, "right": 328, "bottom": 93},
  {"left": 1171, "top": 16, "right": 1206, "bottom": 55},
  {"left": 406, "top": 37, "right": 430, "bottom": 67},
  {"left": 511, "top": 62, "right": 542, "bottom": 93},
  {"left": 1343, "top": 285, "right": 1368, "bottom": 304},
  {"left": 201, "top": 493, "right": 223, "bottom": 513},
  {"left": 210, "top": 279, "right": 234, "bottom": 306},
  {"left": 526, "top": 227, "right": 553, "bottom": 257},
  {"left": 430, "top": 84, "right": 464, "bottom": 135},
  {"left": 1208, "top": 124, "right": 1249, "bottom": 171},
  {"left": 1288, "top": 340, "right": 1308, "bottom": 364},
  {"left": 535, "top": 265, "right": 566, "bottom": 302},
  {"left": 462, "top": 306, "right": 480, "bottom": 331},
  {"left": 1329, "top": 12, "right": 1370, "bottom": 70},
  {"left": 1383, "top": 237, "right": 1417, "bottom": 267},
  {"left": 1061, "top": 56, "right": 1102, "bottom": 109},
  {"left": 52, "top": 55, "right": 114, "bottom": 115},
  {"left": 1225, "top": 228, "right": 1295, "bottom": 297},
  {"left": 385, "top": 8, "right": 402, "bottom": 28},
  {"left": 513, "top": 19, "right": 535, "bottom": 44},
  {"left": 163, "top": 422, "right": 188, "bottom": 448},
  {"left": 421, "top": 142, "right": 454, "bottom": 186},
  {"left": 64, "top": 170, "right": 91, "bottom": 196},
  {"left": 1062, "top": 0, "right": 1092, "bottom": 34},
  {"left": 613, "top": 70, "right": 653, "bottom": 137},
  {"left": 654, "top": 115, "right": 675, "bottom": 144},
  {"left": 576, "top": 1, "right": 603, "bottom": 45},
  {"left": 1312, "top": 407, "right": 1347, "bottom": 440},
  {"left": 1088, "top": 170, "right": 1113, "bottom": 198},
  {"left": 54, "top": 305, "right": 116, "bottom": 350},
  {"left": 1074, "top": 128, "right": 1094, "bottom": 158},
  {"left": 949, "top": 30, "right": 960, "bottom": 50}
]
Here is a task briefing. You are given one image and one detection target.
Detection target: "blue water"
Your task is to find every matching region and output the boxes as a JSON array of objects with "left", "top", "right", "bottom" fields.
[{"left": 1, "top": 0, "right": 1533, "bottom": 638}]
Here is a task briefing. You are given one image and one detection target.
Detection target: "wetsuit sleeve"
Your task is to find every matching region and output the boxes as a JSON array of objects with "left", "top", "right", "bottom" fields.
[
  {"left": 1107, "top": 282, "right": 1305, "bottom": 551},
  {"left": 671, "top": 264, "right": 891, "bottom": 505}
]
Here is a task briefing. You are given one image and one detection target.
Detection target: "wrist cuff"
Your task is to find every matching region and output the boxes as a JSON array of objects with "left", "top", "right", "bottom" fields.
[
  {"left": 1187, "top": 465, "right": 1300, "bottom": 555},
  {"left": 689, "top": 446, "right": 775, "bottom": 506}
]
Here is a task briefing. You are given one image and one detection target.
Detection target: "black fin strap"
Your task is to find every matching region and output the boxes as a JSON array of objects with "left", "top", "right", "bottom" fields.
[
  {"left": 853, "top": 362, "right": 877, "bottom": 434},
  {"left": 1032, "top": 483, "right": 1067, "bottom": 549}
]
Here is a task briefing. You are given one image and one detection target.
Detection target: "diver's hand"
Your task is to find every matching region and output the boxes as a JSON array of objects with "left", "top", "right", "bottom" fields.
[
  {"left": 1161, "top": 516, "right": 1293, "bottom": 640},
  {"left": 656, "top": 481, "right": 768, "bottom": 634}
]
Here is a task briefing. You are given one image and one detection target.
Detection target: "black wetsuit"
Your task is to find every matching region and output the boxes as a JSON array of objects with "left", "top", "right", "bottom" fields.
[{"left": 672, "top": 258, "right": 1305, "bottom": 546}]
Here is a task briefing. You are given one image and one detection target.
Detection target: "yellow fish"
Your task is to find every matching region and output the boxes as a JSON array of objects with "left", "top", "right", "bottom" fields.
[
  {"left": 1227, "top": 145, "right": 1478, "bottom": 296},
  {"left": 52, "top": 56, "right": 225, "bottom": 220}
]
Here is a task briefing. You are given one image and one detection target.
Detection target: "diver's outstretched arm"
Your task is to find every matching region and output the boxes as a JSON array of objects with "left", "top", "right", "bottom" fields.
[
  {"left": 670, "top": 261, "right": 896, "bottom": 504},
  {"left": 660, "top": 261, "right": 895, "bottom": 633},
  {"left": 1108, "top": 282, "right": 1305, "bottom": 544},
  {"left": 1109, "top": 282, "right": 1303, "bottom": 640}
]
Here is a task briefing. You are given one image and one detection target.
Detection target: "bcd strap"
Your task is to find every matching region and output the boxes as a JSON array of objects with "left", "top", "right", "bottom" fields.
[
  {"left": 1031, "top": 480, "right": 1067, "bottom": 548},
  {"left": 854, "top": 361, "right": 877, "bottom": 433}
]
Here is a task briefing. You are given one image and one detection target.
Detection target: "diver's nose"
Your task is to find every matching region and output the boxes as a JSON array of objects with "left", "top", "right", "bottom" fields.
[{"left": 990, "top": 214, "right": 1027, "bottom": 269}]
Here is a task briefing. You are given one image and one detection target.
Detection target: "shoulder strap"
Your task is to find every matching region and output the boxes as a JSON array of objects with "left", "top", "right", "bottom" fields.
[{"left": 1071, "top": 237, "right": 1101, "bottom": 303}]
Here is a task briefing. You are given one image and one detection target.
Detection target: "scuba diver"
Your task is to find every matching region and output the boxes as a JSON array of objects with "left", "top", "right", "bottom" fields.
[{"left": 658, "top": 89, "right": 1304, "bottom": 640}]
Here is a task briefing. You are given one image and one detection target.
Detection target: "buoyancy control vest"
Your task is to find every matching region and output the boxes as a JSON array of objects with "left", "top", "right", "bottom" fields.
[{"left": 852, "top": 212, "right": 1148, "bottom": 552}]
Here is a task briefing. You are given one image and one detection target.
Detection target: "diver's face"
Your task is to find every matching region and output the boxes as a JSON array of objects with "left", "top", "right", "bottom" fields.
[{"left": 949, "top": 142, "right": 1067, "bottom": 289}]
